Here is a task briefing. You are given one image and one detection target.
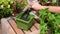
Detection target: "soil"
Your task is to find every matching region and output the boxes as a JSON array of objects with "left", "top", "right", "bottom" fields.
[{"left": 21, "top": 17, "right": 29, "bottom": 21}]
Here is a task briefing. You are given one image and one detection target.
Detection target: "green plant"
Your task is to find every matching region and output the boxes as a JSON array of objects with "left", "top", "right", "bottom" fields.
[
  {"left": 2, "top": 8, "right": 12, "bottom": 17},
  {"left": 40, "top": 0, "right": 59, "bottom": 6},
  {"left": 15, "top": 9, "right": 34, "bottom": 30},
  {"left": 16, "top": 0, "right": 27, "bottom": 12},
  {"left": 39, "top": 8, "right": 60, "bottom": 34},
  {"left": 52, "top": 0, "right": 58, "bottom": 6},
  {"left": 0, "top": 0, "right": 14, "bottom": 19},
  {"left": 39, "top": 18, "right": 48, "bottom": 34},
  {"left": 38, "top": 9, "right": 48, "bottom": 34},
  {"left": 40, "top": 0, "right": 48, "bottom": 5},
  {"left": 0, "top": 14, "right": 2, "bottom": 19}
]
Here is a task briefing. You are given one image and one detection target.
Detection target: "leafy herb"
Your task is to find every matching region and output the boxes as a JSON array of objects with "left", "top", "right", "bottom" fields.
[
  {"left": 0, "top": 0, "right": 14, "bottom": 19},
  {"left": 16, "top": 0, "right": 27, "bottom": 12},
  {"left": 52, "top": 0, "right": 58, "bottom": 6},
  {"left": 40, "top": 0, "right": 59, "bottom": 6},
  {"left": 0, "top": 14, "right": 2, "bottom": 19},
  {"left": 39, "top": 8, "right": 60, "bottom": 34}
]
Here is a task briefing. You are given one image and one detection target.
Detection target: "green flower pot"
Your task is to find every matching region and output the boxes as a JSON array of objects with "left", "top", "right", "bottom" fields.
[{"left": 15, "top": 11, "right": 34, "bottom": 30}]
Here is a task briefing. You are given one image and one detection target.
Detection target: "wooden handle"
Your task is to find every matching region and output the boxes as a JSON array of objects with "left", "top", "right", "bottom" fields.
[{"left": 23, "top": 5, "right": 29, "bottom": 12}]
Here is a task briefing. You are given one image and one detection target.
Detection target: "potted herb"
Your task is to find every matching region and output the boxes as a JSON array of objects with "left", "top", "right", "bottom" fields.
[{"left": 15, "top": 9, "right": 34, "bottom": 30}]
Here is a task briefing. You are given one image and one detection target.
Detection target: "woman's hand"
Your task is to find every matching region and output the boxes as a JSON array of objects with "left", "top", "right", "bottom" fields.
[
  {"left": 29, "top": 2, "right": 43, "bottom": 10},
  {"left": 28, "top": 2, "right": 60, "bottom": 13}
]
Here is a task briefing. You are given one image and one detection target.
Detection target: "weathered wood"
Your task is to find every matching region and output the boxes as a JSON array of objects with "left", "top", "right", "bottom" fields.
[
  {"left": 29, "top": 30, "right": 40, "bottom": 34},
  {"left": 30, "top": 26, "right": 37, "bottom": 31},
  {"left": 1, "top": 18, "right": 39, "bottom": 34},
  {"left": 0, "top": 23, "right": 2, "bottom": 34},
  {"left": 1, "top": 18, "right": 15, "bottom": 34},
  {"left": 8, "top": 19, "right": 24, "bottom": 34},
  {"left": 34, "top": 23, "right": 39, "bottom": 29},
  {"left": 24, "top": 30, "right": 31, "bottom": 34}
]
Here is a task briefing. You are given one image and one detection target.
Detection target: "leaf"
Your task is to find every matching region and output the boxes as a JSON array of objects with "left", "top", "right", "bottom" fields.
[{"left": 0, "top": 14, "right": 2, "bottom": 19}]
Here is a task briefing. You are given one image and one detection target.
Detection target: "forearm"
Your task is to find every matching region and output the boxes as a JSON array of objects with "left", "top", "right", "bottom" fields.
[{"left": 42, "top": 6, "right": 60, "bottom": 13}]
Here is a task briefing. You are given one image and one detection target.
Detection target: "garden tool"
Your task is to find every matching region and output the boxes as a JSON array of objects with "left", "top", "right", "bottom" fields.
[
  {"left": 15, "top": 0, "right": 40, "bottom": 30},
  {"left": 15, "top": 0, "right": 35, "bottom": 30},
  {"left": 23, "top": 0, "right": 39, "bottom": 12},
  {"left": 22, "top": 0, "right": 39, "bottom": 19},
  {"left": 28, "top": 0, "right": 39, "bottom": 19}
]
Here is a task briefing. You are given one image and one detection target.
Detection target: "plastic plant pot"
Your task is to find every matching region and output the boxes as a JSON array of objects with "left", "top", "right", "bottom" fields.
[{"left": 15, "top": 11, "right": 34, "bottom": 30}]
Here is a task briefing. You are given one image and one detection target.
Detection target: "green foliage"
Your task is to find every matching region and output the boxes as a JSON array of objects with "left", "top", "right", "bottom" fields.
[
  {"left": 39, "top": 18, "right": 48, "bottom": 34},
  {"left": 16, "top": 0, "right": 27, "bottom": 11},
  {"left": 0, "top": 0, "right": 14, "bottom": 19},
  {"left": 2, "top": 8, "right": 12, "bottom": 17},
  {"left": 0, "top": 8, "right": 12, "bottom": 18},
  {"left": 0, "top": 0, "right": 14, "bottom": 8},
  {"left": 15, "top": 9, "right": 34, "bottom": 30},
  {"left": 39, "top": 9, "right": 48, "bottom": 34},
  {"left": 39, "top": 8, "right": 60, "bottom": 34},
  {"left": 40, "top": 0, "right": 59, "bottom": 6},
  {"left": 40, "top": 0, "right": 48, "bottom": 5},
  {"left": 0, "top": 14, "right": 2, "bottom": 19},
  {"left": 52, "top": 0, "right": 58, "bottom": 6}
]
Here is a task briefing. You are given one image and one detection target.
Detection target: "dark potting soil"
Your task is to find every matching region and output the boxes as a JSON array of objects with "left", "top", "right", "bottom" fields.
[{"left": 20, "top": 17, "right": 29, "bottom": 21}]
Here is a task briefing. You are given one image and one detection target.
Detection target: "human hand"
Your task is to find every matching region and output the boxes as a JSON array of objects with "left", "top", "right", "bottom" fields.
[{"left": 29, "top": 2, "right": 43, "bottom": 10}]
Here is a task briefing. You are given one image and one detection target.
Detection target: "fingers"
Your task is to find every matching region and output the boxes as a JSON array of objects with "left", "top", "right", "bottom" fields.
[
  {"left": 28, "top": 2, "right": 36, "bottom": 8},
  {"left": 28, "top": 4, "right": 32, "bottom": 8},
  {"left": 28, "top": 2, "right": 41, "bottom": 10}
]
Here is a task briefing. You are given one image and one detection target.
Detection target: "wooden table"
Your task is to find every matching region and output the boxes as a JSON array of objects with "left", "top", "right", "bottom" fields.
[
  {"left": 0, "top": 23, "right": 2, "bottom": 34},
  {"left": 1, "top": 17, "right": 40, "bottom": 34}
]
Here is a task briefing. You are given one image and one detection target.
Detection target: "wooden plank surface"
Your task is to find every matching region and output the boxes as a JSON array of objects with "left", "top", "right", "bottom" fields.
[
  {"left": 1, "top": 18, "right": 40, "bottom": 34},
  {"left": 1, "top": 18, "right": 15, "bottom": 34},
  {"left": 0, "top": 23, "right": 2, "bottom": 34},
  {"left": 8, "top": 19, "right": 24, "bottom": 34}
]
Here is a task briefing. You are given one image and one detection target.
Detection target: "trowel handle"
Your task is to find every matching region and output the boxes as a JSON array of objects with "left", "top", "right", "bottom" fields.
[{"left": 23, "top": 5, "right": 29, "bottom": 12}]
